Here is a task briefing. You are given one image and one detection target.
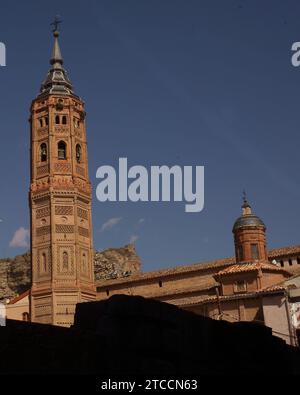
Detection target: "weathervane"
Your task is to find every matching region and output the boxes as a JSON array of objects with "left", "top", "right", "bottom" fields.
[
  {"left": 50, "top": 15, "right": 62, "bottom": 33},
  {"left": 242, "top": 189, "right": 247, "bottom": 203}
]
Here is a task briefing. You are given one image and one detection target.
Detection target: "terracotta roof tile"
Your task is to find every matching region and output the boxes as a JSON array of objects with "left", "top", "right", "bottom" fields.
[
  {"left": 268, "top": 245, "right": 300, "bottom": 258},
  {"left": 216, "top": 262, "right": 286, "bottom": 276}
]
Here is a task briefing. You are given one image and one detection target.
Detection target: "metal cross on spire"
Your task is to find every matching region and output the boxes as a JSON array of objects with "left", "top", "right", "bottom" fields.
[
  {"left": 50, "top": 15, "right": 62, "bottom": 33},
  {"left": 242, "top": 189, "right": 247, "bottom": 204}
]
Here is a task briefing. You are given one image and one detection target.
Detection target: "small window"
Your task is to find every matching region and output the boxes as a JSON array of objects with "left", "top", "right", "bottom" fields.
[
  {"left": 40, "top": 143, "right": 47, "bottom": 162},
  {"left": 55, "top": 115, "right": 60, "bottom": 124},
  {"left": 159, "top": 280, "right": 162, "bottom": 288},
  {"left": 62, "top": 251, "right": 68, "bottom": 270},
  {"left": 39, "top": 118, "right": 43, "bottom": 127},
  {"left": 41, "top": 252, "right": 47, "bottom": 272},
  {"left": 238, "top": 245, "right": 244, "bottom": 261},
  {"left": 58, "top": 141, "right": 66, "bottom": 160},
  {"left": 251, "top": 244, "right": 259, "bottom": 260},
  {"left": 234, "top": 281, "right": 247, "bottom": 293},
  {"left": 62, "top": 115, "right": 67, "bottom": 125},
  {"left": 45, "top": 116, "right": 49, "bottom": 126},
  {"left": 289, "top": 259, "right": 293, "bottom": 266},
  {"left": 297, "top": 257, "right": 300, "bottom": 265},
  {"left": 76, "top": 144, "right": 82, "bottom": 163},
  {"left": 280, "top": 260, "right": 284, "bottom": 267},
  {"left": 74, "top": 117, "right": 80, "bottom": 128},
  {"left": 106, "top": 290, "right": 110, "bottom": 296}
]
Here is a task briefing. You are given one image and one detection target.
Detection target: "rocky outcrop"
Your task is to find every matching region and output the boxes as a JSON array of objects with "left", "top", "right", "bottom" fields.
[
  {"left": 0, "top": 244, "right": 141, "bottom": 301},
  {"left": 94, "top": 244, "right": 141, "bottom": 281}
]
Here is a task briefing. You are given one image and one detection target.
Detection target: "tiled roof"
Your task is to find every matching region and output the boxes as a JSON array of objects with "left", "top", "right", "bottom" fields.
[
  {"left": 216, "top": 262, "right": 286, "bottom": 276},
  {"left": 192, "top": 285, "right": 287, "bottom": 307},
  {"left": 268, "top": 245, "right": 300, "bottom": 258},
  {"left": 97, "top": 257, "right": 234, "bottom": 288},
  {"left": 8, "top": 290, "right": 30, "bottom": 304},
  {"left": 97, "top": 245, "right": 300, "bottom": 288}
]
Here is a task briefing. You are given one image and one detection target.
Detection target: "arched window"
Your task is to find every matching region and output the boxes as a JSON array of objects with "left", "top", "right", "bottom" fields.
[
  {"left": 55, "top": 115, "right": 60, "bottom": 124},
  {"left": 41, "top": 252, "right": 47, "bottom": 272},
  {"left": 58, "top": 141, "right": 66, "bottom": 160},
  {"left": 82, "top": 252, "right": 87, "bottom": 272},
  {"left": 74, "top": 117, "right": 80, "bottom": 128},
  {"left": 39, "top": 118, "right": 43, "bottom": 127},
  {"left": 76, "top": 144, "right": 82, "bottom": 163},
  {"left": 40, "top": 143, "right": 47, "bottom": 162},
  {"left": 62, "top": 115, "right": 67, "bottom": 125},
  {"left": 251, "top": 244, "right": 259, "bottom": 260},
  {"left": 62, "top": 251, "right": 68, "bottom": 270},
  {"left": 239, "top": 245, "right": 244, "bottom": 261},
  {"left": 22, "top": 312, "right": 29, "bottom": 322},
  {"left": 45, "top": 116, "right": 49, "bottom": 126}
]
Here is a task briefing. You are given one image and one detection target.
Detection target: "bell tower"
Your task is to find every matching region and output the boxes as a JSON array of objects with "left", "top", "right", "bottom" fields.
[
  {"left": 232, "top": 193, "right": 268, "bottom": 264},
  {"left": 29, "top": 23, "right": 96, "bottom": 327}
]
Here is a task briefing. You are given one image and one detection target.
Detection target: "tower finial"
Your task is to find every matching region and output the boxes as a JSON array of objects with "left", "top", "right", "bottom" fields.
[
  {"left": 242, "top": 189, "right": 247, "bottom": 204},
  {"left": 38, "top": 16, "right": 74, "bottom": 97},
  {"left": 242, "top": 189, "right": 252, "bottom": 215},
  {"left": 50, "top": 16, "right": 63, "bottom": 67},
  {"left": 50, "top": 15, "right": 62, "bottom": 34}
]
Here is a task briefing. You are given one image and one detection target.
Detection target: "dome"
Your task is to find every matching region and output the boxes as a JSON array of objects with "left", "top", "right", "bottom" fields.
[
  {"left": 233, "top": 193, "right": 266, "bottom": 232},
  {"left": 233, "top": 214, "right": 265, "bottom": 232}
]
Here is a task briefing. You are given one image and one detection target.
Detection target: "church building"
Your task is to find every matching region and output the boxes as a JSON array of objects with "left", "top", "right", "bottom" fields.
[{"left": 4, "top": 26, "right": 300, "bottom": 346}]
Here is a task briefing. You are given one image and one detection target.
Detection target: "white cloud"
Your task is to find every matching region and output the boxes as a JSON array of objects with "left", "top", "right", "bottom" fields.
[
  {"left": 138, "top": 218, "right": 145, "bottom": 224},
  {"left": 129, "top": 234, "right": 139, "bottom": 243},
  {"left": 9, "top": 227, "right": 30, "bottom": 248},
  {"left": 101, "top": 217, "right": 122, "bottom": 232}
]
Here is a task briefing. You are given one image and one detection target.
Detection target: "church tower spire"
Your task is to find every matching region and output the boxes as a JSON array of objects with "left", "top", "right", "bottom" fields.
[
  {"left": 29, "top": 20, "right": 96, "bottom": 327},
  {"left": 39, "top": 21, "right": 74, "bottom": 97}
]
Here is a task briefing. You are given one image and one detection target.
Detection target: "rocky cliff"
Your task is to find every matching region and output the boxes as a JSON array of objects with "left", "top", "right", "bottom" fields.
[{"left": 0, "top": 244, "right": 141, "bottom": 301}]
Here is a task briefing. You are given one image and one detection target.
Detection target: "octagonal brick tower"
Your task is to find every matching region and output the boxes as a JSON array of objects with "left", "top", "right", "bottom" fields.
[{"left": 29, "top": 28, "right": 96, "bottom": 326}]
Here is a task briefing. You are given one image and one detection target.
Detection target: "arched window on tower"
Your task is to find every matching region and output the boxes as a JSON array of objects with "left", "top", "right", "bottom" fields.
[
  {"left": 39, "top": 118, "right": 43, "bottom": 128},
  {"left": 40, "top": 143, "right": 47, "bottom": 162},
  {"left": 22, "top": 312, "right": 29, "bottom": 322},
  {"left": 76, "top": 144, "right": 82, "bottom": 163},
  {"left": 58, "top": 141, "right": 66, "bottom": 160},
  {"left": 251, "top": 244, "right": 259, "bottom": 260},
  {"left": 82, "top": 252, "right": 87, "bottom": 273},
  {"left": 238, "top": 245, "right": 244, "bottom": 261},
  {"left": 55, "top": 115, "right": 60, "bottom": 124},
  {"left": 62, "top": 115, "right": 67, "bottom": 125},
  {"left": 41, "top": 252, "right": 47, "bottom": 272},
  {"left": 45, "top": 116, "right": 49, "bottom": 126},
  {"left": 62, "top": 251, "right": 69, "bottom": 271}
]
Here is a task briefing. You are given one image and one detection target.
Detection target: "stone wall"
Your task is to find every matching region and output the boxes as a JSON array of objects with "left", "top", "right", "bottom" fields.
[{"left": 0, "top": 295, "right": 299, "bottom": 375}]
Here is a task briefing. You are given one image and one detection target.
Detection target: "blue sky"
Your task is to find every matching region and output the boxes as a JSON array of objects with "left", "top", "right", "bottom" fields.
[{"left": 0, "top": 0, "right": 300, "bottom": 271}]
